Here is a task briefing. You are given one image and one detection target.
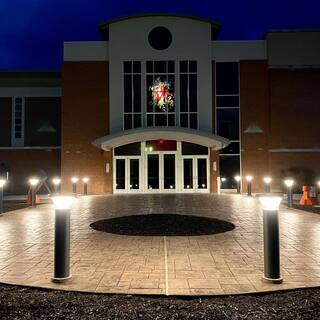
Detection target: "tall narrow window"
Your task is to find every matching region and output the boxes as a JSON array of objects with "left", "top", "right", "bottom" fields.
[
  {"left": 215, "top": 62, "right": 240, "bottom": 189},
  {"left": 123, "top": 61, "right": 142, "bottom": 130},
  {"left": 12, "top": 97, "right": 24, "bottom": 146},
  {"left": 146, "top": 61, "right": 175, "bottom": 127},
  {"left": 179, "top": 60, "right": 198, "bottom": 129}
]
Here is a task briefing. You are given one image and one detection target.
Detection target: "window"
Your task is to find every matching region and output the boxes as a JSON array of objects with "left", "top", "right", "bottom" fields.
[
  {"left": 12, "top": 97, "right": 24, "bottom": 146},
  {"left": 148, "top": 27, "right": 172, "bottom": 50},
  {"left": 219, "top": 155, "right": 240, "bottom": 189},
  {"left": 216, "top": 62, "right": 240, "bottom": 189},
  {"left": 123, "top": 61, "right": 142, "bottom": 130},
  {"left": 146, "top": 61, "right": 175, "bottom": 127},
  {"left": 180, "top": 61, "right": 198, "bottom": 129}
]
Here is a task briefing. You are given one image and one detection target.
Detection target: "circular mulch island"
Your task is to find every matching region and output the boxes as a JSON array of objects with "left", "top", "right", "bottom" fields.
[{"left": 90, "top": 214, "right": 235, "bottom": 236}]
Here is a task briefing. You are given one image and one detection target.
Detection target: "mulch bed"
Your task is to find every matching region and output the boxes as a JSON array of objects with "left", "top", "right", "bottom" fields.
[
  {"left": 0, "top": 283, "right": 319, "bottom": 319},
  {"left": 1, "top": 201, "right": 29, "bottom": 213},
  {"left": 293, "top": 204, "right": 320, "bottom": 215},
  {"left": 90, "top": 214, "right": 235, "bottom": 236}
]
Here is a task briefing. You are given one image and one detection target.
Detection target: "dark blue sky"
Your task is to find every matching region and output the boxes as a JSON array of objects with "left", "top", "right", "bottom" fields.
[{"left": 1, "top": 0, "right": 319, "bottom": 70}]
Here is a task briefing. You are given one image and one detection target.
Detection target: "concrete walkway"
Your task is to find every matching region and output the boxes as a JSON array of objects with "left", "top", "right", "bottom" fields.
[{"left": 0, "top": 194, "right": 320, "bottom": 295}]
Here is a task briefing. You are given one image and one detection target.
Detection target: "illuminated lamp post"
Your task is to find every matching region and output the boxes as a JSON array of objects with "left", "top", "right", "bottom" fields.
[
  {"left": 71, "top": 177, "right": 78, "bottom": 195},
  {"left": 263, "top": 177, "right": 272, "bottom": 193},
  {"left": 51, "top": 196, "right": 75, "bottom": 282},
  {"left": 245, "top": 175, "right": 253, "bottom": 196},
  {"left": 234, "top": 175, "right": 241, "bottom": 194},
  {"left": 82, "top": 177, "right": 89, "bottom": 195},
  {"left": 52, "top": 178, "right": 61, "bottom": 194},
  {"left": 29, "top": 178, "right": 39, "bottom": 207},
  {"left": 259, "top": 196, "right": 283, "bottom": 283},
  {"left": 284, "top": 179, "right": 294, "bottom": 208},
  {"left": 0, "top": 179, "right": 6, "bottom": 214}
]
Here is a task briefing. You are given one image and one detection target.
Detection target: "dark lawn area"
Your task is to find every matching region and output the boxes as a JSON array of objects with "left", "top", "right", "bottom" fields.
[{"left": 0, "top": 283, "right": 319, "bottom": 320}]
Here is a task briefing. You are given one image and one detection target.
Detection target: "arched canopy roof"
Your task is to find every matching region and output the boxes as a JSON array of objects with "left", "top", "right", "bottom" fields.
[{"left": 92, "top": 127, "right": 229, "bottom": 151}]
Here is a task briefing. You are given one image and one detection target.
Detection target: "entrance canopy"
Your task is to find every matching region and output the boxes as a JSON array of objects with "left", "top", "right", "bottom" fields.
[{"left": 92, "top": 127, "right": 229, "bottom": 151}]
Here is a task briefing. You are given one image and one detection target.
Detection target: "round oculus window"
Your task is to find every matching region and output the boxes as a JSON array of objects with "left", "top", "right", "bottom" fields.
[{"left": 148, "top": 27, "right": 172, "bottom": 50}]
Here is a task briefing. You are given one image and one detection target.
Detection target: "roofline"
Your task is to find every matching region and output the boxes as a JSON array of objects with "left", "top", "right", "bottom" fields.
[
  {"left": 92, "top": 127, "right": 229, "bottom": 151},
  {"left": 98, "top": 13, "right": 221, "bottom": 40},
  {"left": 263, "top": 28, "right": 320, "bottom": 39}
]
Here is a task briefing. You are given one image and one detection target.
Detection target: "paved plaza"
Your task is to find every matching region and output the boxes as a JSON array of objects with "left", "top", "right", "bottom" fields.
[{"left": 0, "top": 194, "right": 320, "bottom": 295}]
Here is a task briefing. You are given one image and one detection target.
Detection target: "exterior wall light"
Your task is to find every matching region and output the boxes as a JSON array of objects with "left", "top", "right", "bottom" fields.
[
  {"left": 71, "top": 177, "right": 79, "bottom": 195},
  {"left": 29, "top": 178, "right": 39, "bottom": 207},
  {"left": 234, "top": 175, "right": 241, "bottom": 194},
  {"left": 258, "top": 196, "right": 283, "bottom": 283},
  {"left": 284, "top": 179, "right": 294, "bottom": 208},
  {"left": 52, "top": 178, "right": 61, "bottom": 194},
  {"left": 245, "top": 175, "right": 253, "bottom": 196},
  {"left": 51, "top": 196, "right": 75, "bottom": 282},
  {"left": 0, "top": 179, "right": 6, "bottom": 214},
  {"left": 82, "top": 177, "right": 89, "bottom": 195},
  {"left": 263, "top": 177, "right": 272, "bottom": 193}
]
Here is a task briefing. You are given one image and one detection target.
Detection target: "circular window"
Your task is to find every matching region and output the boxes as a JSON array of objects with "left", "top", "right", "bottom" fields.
[{"left": 148, "top": 27, "right": 172, "bottom": 50}]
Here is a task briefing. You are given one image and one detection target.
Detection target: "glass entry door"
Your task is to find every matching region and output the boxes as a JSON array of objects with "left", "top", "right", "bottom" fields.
[
  {"left": 115, "top": 157, "right": 141, "bottom": 192},
  {"left": 147, "top": 153, "right": 176, "bottom": 192},
  {"left": 182, "top": 156, "right": 208, "bottom": 192}
]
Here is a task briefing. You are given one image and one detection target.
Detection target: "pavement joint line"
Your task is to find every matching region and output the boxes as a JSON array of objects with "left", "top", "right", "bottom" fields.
[{"left": 163, "top": 236, "right": 169, "bottom": 296}]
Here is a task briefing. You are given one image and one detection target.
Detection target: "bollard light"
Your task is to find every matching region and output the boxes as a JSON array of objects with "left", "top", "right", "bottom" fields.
[
  {"left": 29, "top": 178, "right": 39, "bottom": 207},
  {"left": 52, "top": 178, "right": 61, "bottom": 194},
  {"left": 82, "top": 177, "right": 89, "bottom": 195},
  {"left": 71, "top": 177, "right": 78, "bottom": 195},
  {"left": 245, "top": 175, "right": 253, "bottom": 196},
  {"left": 0, "top": 179, "right": 6, "bottom": 214},
  {"left": 284, "top": 179, "right": 294, "bottom": 208},
  {"left": 51, "top": 196, "right": 75, "bottom": 282},
  {"left": 258, "top": 196, "right": 283, "bottom": 283},
  {"left": 263, "top": 177, "right": 272, "bottom": 193},
  {"left": 234, "top": 175, "right": 241, "bottom": 194}
]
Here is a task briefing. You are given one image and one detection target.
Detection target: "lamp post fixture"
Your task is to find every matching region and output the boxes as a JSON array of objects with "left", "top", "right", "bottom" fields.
[
  {"left": 51, "top": 196, "right": 75, "bottom": 282},
  {"left": 29, "top": 178, "right": 39, "bottom": 207},
  {"left": 52, "top": 178, "right": 61, "bottom": 194},
  {"left": 71, "top": 177, "right": 78, "bottom": 195},
  {"left": 0, "top": 179, "right": 6, "bottom": 214},
  {"left": 284, "top": 179, "right": 294, "bottom": 208},
  {"left": 259, "top": 196, "right": 283, "bottom": 283},
  {"left": 234, "top": 175, "right": 241, "bottom": 194},
  {"left": 82, "top": 177, "right": 89, "bottom": 195},
  {"left": 263, "top": 177, "right": 272, "bottom": 193},
  {"left": 245, "top": 175, "right": 253, "bottom": 196}
]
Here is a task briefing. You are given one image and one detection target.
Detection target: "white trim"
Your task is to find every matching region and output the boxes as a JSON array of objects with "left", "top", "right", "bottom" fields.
[
  {"left": 0, "top": 146, "right": 61, "bottom": 150},
  {"left": 269, "top": 148, "right": 320, "bottom": 153},
  {"left": 11, "top": 97, "right": 25, "bottom": 147},
  {"left": 64, "top": 41, "right": 109, "bottom": 61},
  {"left": 93, "top": 127, "right": 229, "bottom": 151},
  {"left": 212, "top": 40, "right": 267, "bottom": 61},
  {"left": 0, "top": 87, "right": 61, "bottom": 97}
]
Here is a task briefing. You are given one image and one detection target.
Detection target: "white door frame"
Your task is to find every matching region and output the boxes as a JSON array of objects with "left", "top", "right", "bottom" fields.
[
  {"left": 113, "top": 156, "right": 142, "bottom": 193},
  {"left": 181, "top": 155, "right": 209, "bottom": 193},
  {"left": 145, "top": 151, "right": 177, "bottom": 193}
]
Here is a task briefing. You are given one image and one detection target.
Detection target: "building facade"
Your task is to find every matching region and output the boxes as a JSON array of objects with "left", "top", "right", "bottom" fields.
[{"left": 1, "top": 14, "right": 320, "bottom": 195}]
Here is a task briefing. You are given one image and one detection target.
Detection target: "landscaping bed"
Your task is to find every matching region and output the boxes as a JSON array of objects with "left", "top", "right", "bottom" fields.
[
  {"left": 0, "top": 283, "right": 319, "bottom": 319},
  {"left": 90, "top": 213, "right": 235, "bottom": 236}
]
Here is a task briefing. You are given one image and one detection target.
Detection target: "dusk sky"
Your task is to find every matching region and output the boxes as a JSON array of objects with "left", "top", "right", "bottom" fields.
[{"left": 0, "top": 0, "right": 319, "bottom": 70}]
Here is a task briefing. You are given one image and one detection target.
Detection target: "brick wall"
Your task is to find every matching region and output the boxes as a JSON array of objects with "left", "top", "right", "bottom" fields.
[
  {"left": 240, "top": 60, "right": 270, "bottom": 193},
  {"left": 61, "top": 61, "right": 111, "bottom": 194},
  {"left": 0, "top": 149, "right": 61, "bottom": 194}
]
